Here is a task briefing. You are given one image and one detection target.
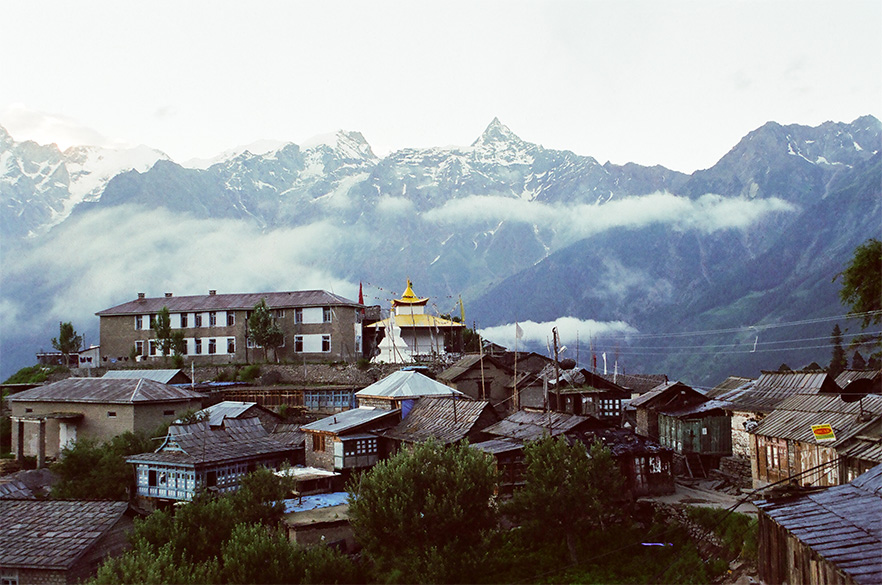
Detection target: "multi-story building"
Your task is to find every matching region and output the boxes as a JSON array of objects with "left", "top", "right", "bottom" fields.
[{"left": 96, "top": 289, "right": 365, "bottom": 366}]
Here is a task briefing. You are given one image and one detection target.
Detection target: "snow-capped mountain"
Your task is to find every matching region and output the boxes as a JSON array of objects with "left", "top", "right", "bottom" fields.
[
  {"left": 0, "top": 125, "right": 168, "bottom": 238},
  {"left": 1, "top": 115, "right": 880, "bottom": 384}
]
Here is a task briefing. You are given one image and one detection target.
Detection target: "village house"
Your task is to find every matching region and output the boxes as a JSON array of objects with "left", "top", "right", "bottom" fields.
[
  {"left": 96, "top": 289, "right": 366, "bottom": 366},
  {"left": 470, "top": 437, "right": 525, "bottom": 494},
  {"left": 354, "top": 369, "right": 464, "bottom": 411},
  {"left": 749, "top": 393, "right": 882, "bottom": 489},
  {"left": 756, "top": 463, "right": 882, "bottom": 585},
  {"left": 598, "top": 372, "right": 669, "bottom": 400},
  {"left": 300, "top": 407, "right": 401, "bottom": 477},
  {"left": 283, "top": 492, "right": 355, "bottom": 553},
  {"left": 630, "top": 381, "right": 731, "bottom": 475},
  {"left": 367, "top": 281, "right": 464, "bottom": 363},
  {"left": 0, "top": 499, "right": 135, "bottom": 585},
  {"left": 383, "top": 396, "right": 499, "bottom": 452},
  {"left": 8, "top": 378, "right": 203, "bottom": 466},
  {"left": 438, "top": 354, "right": 516, "bottom": 417},
  {"left": 126, "top": 403, "right": 303, "bottom": 509},
  {"left": 546, "top": 368, "right": 630, "bottom": 423}
]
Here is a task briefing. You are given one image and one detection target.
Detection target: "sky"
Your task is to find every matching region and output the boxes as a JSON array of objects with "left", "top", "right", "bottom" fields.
[{"left": 1, "top": 1, "right": 880, "bottom": 174}]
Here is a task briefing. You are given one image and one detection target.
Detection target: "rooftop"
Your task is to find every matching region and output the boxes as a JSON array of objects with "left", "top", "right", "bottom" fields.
[
  {"left": 301, "top": 407, "right": 400, "bottom": 435},
  {"left": 355, "top": 370, "right": 464, "bottom": 400},
  {"left": 384, "top": 397, "right": 495, "bottom": 444},
  {"left": 97, "top": 289, "right": 361, "bottom": 316},
  {"left": 102, "top": 369, "right": 191, "bottom": 384},
  {"left": 8, "top": 377, "right": 203, "bottom": 404},
  {"left": 483, "top": 410, "right": 594, "bottom": 441}
]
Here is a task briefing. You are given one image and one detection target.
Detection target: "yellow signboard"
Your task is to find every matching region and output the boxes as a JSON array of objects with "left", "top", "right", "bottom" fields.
[{"left": 811, "top": 424, "right": 836, "bottom": 442}]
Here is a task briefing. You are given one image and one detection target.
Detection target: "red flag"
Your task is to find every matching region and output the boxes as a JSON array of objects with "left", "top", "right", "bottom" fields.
[{"left": 358, "top": 282, "right": 365, "bottom": 314}]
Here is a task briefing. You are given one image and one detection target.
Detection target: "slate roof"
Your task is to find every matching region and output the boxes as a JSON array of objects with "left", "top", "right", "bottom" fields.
[
  {"left": 97, "top": 290, "right": 361, "bottom": 316},
  {"left": 483, "top": 410, "right": 593, "bottom": 441},
  {"left": 470, "top": 437, "right": 525, "bottom": 455},
  {"left": 102, "top": 369, "right": 192, "bottom": 384},
  {"left": 751, "top": 393, "right": 882, "bottom": 446},
  {"left": 0, "top": 500, "right": 130, "bottom": 570},
  {"left": 384, "top": 397, "right": 496, "bottom": 444},
  {"left": 355, "top": 370, "right": 464, "bottom": 400},
  {"left": 127, "top": 417, "right": 298, "bottom": 467},
  {"left": 8, "top": 378, "right": 204, "bottom": 404},
  {"left": 756, "top": 463, "right": 882, "bottom": 585},
  {"left": 301, "top": 407, "right": 400, "bottom": 435}
]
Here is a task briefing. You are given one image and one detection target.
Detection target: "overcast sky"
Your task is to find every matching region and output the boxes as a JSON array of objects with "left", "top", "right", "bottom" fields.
[{"left": 1, "top": 1, "right": 880, "bottom": 173}]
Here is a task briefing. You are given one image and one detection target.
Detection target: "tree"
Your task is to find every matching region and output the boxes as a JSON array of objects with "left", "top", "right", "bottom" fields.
[
  {"left": 248, "top": 299, "right": 283, "bottom": 363},
  {"left": 837, "top": 238, "right": 882, "bottom": 327},
  {"left": 347, "top": 439, "right": 498, "bottom": 583},
  {"left": 506, "top": 436, "right": 624, "bottom": 564},
  {"left": 852, "top": 350, "right": 867, "bottom": 370},
  {"left": 151, "top": 306, "right": 173, "bottom": 363},
  {"left": 51, "top": 321, "right": 82, "bottom": 367},
  {"left": 829, "top": 324, "right": 847, "bottom": 378}
]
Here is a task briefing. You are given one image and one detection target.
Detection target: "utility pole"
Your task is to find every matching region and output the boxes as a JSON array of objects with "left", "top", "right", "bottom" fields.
[{"left": 553, "top": 327, "right": 561, "bottom": 413}]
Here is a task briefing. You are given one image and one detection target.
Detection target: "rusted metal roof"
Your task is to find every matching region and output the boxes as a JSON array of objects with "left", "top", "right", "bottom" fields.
[
  {"left": 96, "top": 290, "right": 361, "bottom": 316},
  {"left": 483, "top": 410, "right": 593, "bottom": 441},
  {"left": 384, "top": 397, "right": 495, "bottom": 444},
  {"left": 0, "top": 500, "right": 130, "bottom": 570},
  {"left": 8, "top": 378, "right": 204, "bottom": 404},
  {"left": 751, "top": 394, "right": 882, "bottom": 445},
  {"left": 756, "top": 463, "right": 882, "bottom": 585}
]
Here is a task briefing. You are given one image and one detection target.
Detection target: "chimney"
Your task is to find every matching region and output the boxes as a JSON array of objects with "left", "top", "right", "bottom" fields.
[
  {"left": 209, "top": 290, "right": 217, "bottom": 296},
  {"left": 137, "top": 293, "right": 145, "bottom": 300},
  {"left": 165, "top": 292, "right": 173, "bottom": 298}
]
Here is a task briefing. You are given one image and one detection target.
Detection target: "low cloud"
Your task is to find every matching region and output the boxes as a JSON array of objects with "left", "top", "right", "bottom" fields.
[
  {"left": 423, "top": 191, "right": 795, "bottom": 245},
  {"left": 480, "top": 316, "right": 637, "bottom": 352},
  {"left": 376, "top": 195, "right": 416, "bottom": 215}
]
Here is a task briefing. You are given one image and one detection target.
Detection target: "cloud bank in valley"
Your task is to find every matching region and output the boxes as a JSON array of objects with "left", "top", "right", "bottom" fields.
[
  {"left": 423, "top": 191, "right": 796, "bottom": 245},
  {"left": 480, "top": 316, "right": 638, "bottom": 353},
  {"left": 0, "top": 204, "right": 361, "bottom": 342}
]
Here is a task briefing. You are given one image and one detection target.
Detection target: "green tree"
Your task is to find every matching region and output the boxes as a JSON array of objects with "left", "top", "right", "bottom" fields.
[
  {"left": 852, "top": 350, "right": 867, "bottom": 370},
  {"left": 248, "top": 299, "right": 283, "bottom": 363},
  {"left": 151, "top": 306, "right": 174, "bottom": 363},
  {"left": 506, "top": 436, "right": 624, "bottom": 564},
  {"left": 348, "top": 439, "right": 498, "bottom": 583},
  {"left": 829, "top": 323, "right": 847, "bottom": 378},
  {"left": 837, "top": 238, "right": 882, "bottom": 327},
  {"left": 51, "top": 321, "right": 83, "bottom": 367}
]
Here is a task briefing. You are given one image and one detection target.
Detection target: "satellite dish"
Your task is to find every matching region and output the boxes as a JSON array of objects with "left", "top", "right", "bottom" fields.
[{"left": 559, "top": 358, "right": 577, "bottom": 370}]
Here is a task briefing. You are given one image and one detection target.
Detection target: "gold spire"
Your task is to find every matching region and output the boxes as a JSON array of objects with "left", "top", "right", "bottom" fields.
[{"left": 393, "top": 279, "right": 429, "bottom": 307}]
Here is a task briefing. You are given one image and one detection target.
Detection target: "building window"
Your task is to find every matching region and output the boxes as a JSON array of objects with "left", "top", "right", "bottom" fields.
[
  {"left": 149, "top": 314, "right": 157, "bottom": 328},
  {"left": 208, "top": 339, "right": 217, "bottom": 354},
  {"left": 345, "top": 437, "right": 377, "bottom": 456},
  {"left": 766, "top": 442, "right": 783, "bottom": 470},
  {"left": 195, "top": 313, "right": 203, "bottom": 327},
  {"left": 323, "top": 307, "right": 332, "bottom": 323},
  {"left": 135, "top": 340, "right": 144, "bottom": 356},
  {"left": 226, "top": 313, "right": 235, "bottom": 326},
  {"left": 25, "top": 408, "right": 33, "bottom": 413},
  {"left": 194, "top": 339, "right": 202, "bottom": 354},
  {"left": 247, "top": 336, "right": 258, "bottom": 349},
  {"left": 1, "top": 570, "right": 19, "bottom": 585},
  {"left": 107, "top": 411, "right": 117, "bottom": 418},
  {"left": 227, "top": 338, "right": 235, "bottom": 354},
  {"left": 295, "top": 308, "right": 303, "bottom": 323},
  {"left": 312, "top": 434, "right": 325, "bottom": 451},
  {"left": 135, "top": 315, "right": 143, "bottom": 330},
  {"left": 295, "top": 335, "right": 303, "bottom": 352},
  {"left": 180, "top": 340, "right": 188, "bottom": 355},
  {"left": 164, "top": 409, "right": 175, "bottom": 416},
  {"left": 322, "top": 335, "right": 331, "bottom": 352},
  {"left": 180, "top": 313, "right": 188, "bottom": 328},
  {"left": 149, "top": 340, "right": 157, "bottom": 356},
  {"left": 274, "top": 309, "right": 285, "bottom": 319},
  {"left": 209, "top": 312, "right": 217, "bottom": 327}
]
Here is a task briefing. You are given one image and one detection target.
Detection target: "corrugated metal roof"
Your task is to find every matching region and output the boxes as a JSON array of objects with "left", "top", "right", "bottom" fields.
[
  {"left": 301, "top": 407, "right": 400, "bottom": 434},
  {"left": 756, "top": 464, "right": 882, "bottom": 585},
  {"left": 356, "top": 370, "right": 464, "bottom": 399},
  {"left": 751, "top": 394, "right": 882, "bottom": 444},
  {"left": 705, "top": 376, "right": 754, "bottom": 398},
  {"left": 483, "top": 410, "right": 592, "bottom": 441},
  {"left": 839, "top": 436, "right": 882, "bottom": 463},
  {"left": 835, "top": 369, "right": 881, "bottom": 388},
  {"left": 596, "top": 372, "right": 669, "bottom": 394},
  {"left": 384, "top": 397, "right": 494, "bottom": 444},
  {"left": 102, "top": 369, "right": 191, "bottom": 384},
  {"left": 713, "top": 371, "right": 837, "bottom": 414},
  {"left": 0, "top": 500, "right": 129, "bottom": 570},
  {"left": 629, "top": 381, "right": 696, "bottom": 408},
  {"left": 8, "top": 378, "right": 203, "bottom": 404},
  {"left": 193, "top": 401, "right": 259, "bottom": 426},
  {"left": 97, "top": 290, "right": 360, "bottom": 316}
]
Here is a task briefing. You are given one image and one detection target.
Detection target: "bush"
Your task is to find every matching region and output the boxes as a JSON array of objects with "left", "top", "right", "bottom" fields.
[
  {"left": 686, "top": 507, "right": 758, "bottom": 562},
  {"left": 238, "top": 364, "right": 261, "bottom": 382},
  {"left": 3, "top": 365, "right": 68, "bottom": 384}
]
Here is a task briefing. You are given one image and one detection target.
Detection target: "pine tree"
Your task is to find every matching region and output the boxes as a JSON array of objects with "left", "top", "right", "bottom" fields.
[
  {"left": 852, "top": 350, "right": 867, "bottom": 370},
  {"left": 829, "top": 324, "right": 847, "bottom": 378}
]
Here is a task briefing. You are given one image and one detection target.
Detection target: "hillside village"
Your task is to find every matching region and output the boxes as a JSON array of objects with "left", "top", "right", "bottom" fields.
[{"left": 2, "top": 275, "right": 881, "bottom": 585}]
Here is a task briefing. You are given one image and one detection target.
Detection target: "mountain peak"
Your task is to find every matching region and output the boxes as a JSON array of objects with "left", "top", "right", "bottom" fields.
[
  {"left": 302, "top": 130, "right": 376, "bottom": 160},
  {"left": 471, "top": 118, "right": 523, "bottom": 148}
]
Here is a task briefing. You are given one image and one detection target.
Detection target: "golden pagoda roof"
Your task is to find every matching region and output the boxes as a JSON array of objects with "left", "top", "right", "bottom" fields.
[{"left": 392, "top": 280, "right": 429, "bottom": 307}]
